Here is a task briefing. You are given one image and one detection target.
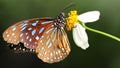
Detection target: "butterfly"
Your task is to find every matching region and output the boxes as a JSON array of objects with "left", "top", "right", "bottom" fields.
[{"left": 3, "top": 12, "right": 71, "bottom": 63}]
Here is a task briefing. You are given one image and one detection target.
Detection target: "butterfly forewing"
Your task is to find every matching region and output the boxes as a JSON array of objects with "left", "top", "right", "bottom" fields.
[
  {"left": 36, "top": 25, "right": 71, "bottom": 63},
  {"left": 3, "top": 18, "right": 54, "bottom": 49}
]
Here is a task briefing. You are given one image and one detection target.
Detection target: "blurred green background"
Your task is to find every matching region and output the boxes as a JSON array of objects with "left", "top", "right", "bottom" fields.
[{"left": 0, "top": 0, "right": 120, "bottom": 68}]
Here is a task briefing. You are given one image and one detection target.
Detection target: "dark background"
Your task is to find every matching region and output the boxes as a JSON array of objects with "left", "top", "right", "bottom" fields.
[{"left": 0, "top": 0, "right": 120, "bottom": 68}]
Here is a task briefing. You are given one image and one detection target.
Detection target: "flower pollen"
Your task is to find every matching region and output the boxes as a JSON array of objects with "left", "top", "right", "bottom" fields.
[{"left": 66, "top": 10, "right": 78, "bottom": 30}]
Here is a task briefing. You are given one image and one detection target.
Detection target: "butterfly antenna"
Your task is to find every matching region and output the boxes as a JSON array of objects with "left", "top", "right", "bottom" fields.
[{"left": 62, "top": 2, "right": 76, "bottom": 12}]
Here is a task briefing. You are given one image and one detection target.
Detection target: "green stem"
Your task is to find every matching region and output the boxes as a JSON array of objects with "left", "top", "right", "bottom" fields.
[{"left": 79, "top": 21, "right": 120, "bottom": 42}]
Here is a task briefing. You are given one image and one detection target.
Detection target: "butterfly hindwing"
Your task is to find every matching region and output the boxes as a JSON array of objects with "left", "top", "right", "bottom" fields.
[{"left": 36, "top": 25, "right": 71, "bottom": 63}]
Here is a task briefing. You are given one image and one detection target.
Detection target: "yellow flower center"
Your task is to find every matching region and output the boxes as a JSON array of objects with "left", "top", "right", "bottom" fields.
[{"left": 66, "top": 10, "right": 78, "bottom": 30}]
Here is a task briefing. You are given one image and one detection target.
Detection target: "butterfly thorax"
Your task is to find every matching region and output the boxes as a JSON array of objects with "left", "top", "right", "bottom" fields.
[{"left": 54, "top": 12, "right": 65, "bottom": 29}]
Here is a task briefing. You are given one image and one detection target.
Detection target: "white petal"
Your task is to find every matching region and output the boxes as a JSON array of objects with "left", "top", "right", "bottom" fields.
[
  {"left": 73, "top": 23, "right": 89, "bottom": 50},
  {"left": 78, "top": 11, "right": 100, "bottom": 23}
]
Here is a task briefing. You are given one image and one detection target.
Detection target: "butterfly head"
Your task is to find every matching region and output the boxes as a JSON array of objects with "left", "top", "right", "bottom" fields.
[{"left": 54, "top": 12, "right": 65, "bottom": 29}]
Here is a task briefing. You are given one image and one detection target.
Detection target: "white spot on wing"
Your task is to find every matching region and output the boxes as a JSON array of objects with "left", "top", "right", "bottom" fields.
[
  {"left": 39, "top": 27, "right": 44, "bottom": 34},
  {"left": 19, "top": 47, "right": 21, "bottom": 50},
  {"left": 6, "top": 31, "right": 8, "bottom": 34},
  {"left": 41, "top": 21, "right": 53, "bottom": 24},
  {"left": 62, "top": 48, "right": 65, "bottom": 51},
  {"left": 45, "top": 52, "right": 47, "bottom": 55},
  {"left": 12, "top": 33, "right": 15, "bottom": 36},
  {"left": 23, "top": 48, "right": 25, "bottom": 51},
  {"left": 12, "top": 27, "right": 16, "bottom": 31},
  {"left": 7, "top": 34, "right": 10, "bottom": 37},
  {"left": 29, "top": 38, "right": 32, "bottom": 42},
  {"left": 41, "top": 47, "right": 44, "bottom": 50},
  {"left": 21, "top": 26, "right": 26, "bottom": 31},
  {"left": 56, "top": 51, "right": 58, "bottom": 55},
  {"left": 39, "top": 53, "right": 42, "bottom": 56},
  {"left": 26, "top": 36, "right": 29, "bottom": 39},
  {"left": 21, "top": 23, "right": 27, "bottom": 28},
  {"left": 60, "top": 56, "right": 62, "bottom": 58},
  {"left": 27, "top": 44, "right": 29, "bottom": 46},
  {"left": 58, "top": 50, "right": 61, "bottom": 53},
  {"left": 35, "top": 36, "right": 39, "bottom": 40},
  {"left": 40, "top": 40, "right": 42, "bottom": 43},
  {"left": 8, "top": 39, "right": 11, "bottom": 41},
  {"left": 14, "top": 48, "right": 16, "bottom": 50},
  {"left": 31, "top": 30, "right": 36, "bottom": 36},
  {"left": 32, "top": 20, "right": 39, "bottom": 26},
  {"left": 24, "top": 42, "right": 26, "bottom": 44},
  {"left": 28, "top": 27, "right": 32, "bottom": 30},
  {"left": 48, "top": 43, "right": 52, "bottom": 48},
  {"left": 20, "top": 33, "right": 23, "bottom": 37},
  {"left": 26, "top": 33, "right": 28, "bottom": 35},
  {"left": 50, "top": 53, "right": 53, "bottom": 56}
]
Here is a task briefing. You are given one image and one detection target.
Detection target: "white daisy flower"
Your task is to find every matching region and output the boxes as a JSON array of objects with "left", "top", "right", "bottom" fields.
[{"left": 66, "top": 10, "right": 100, "bottom": 50}]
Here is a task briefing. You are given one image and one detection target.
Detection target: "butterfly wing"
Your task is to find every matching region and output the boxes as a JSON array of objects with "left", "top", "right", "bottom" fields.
[
  {"left": 3, "top": 18, "right": 54, "bottom": 49},
  {"left": 3, "top": 17, "right": 71, "bottom": 63},
  {"left": 36, "top": 25, "right": 71, "bottom": 63},
  {"left": 3, "top": 21, "right": 24, "bottom": 44}
]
